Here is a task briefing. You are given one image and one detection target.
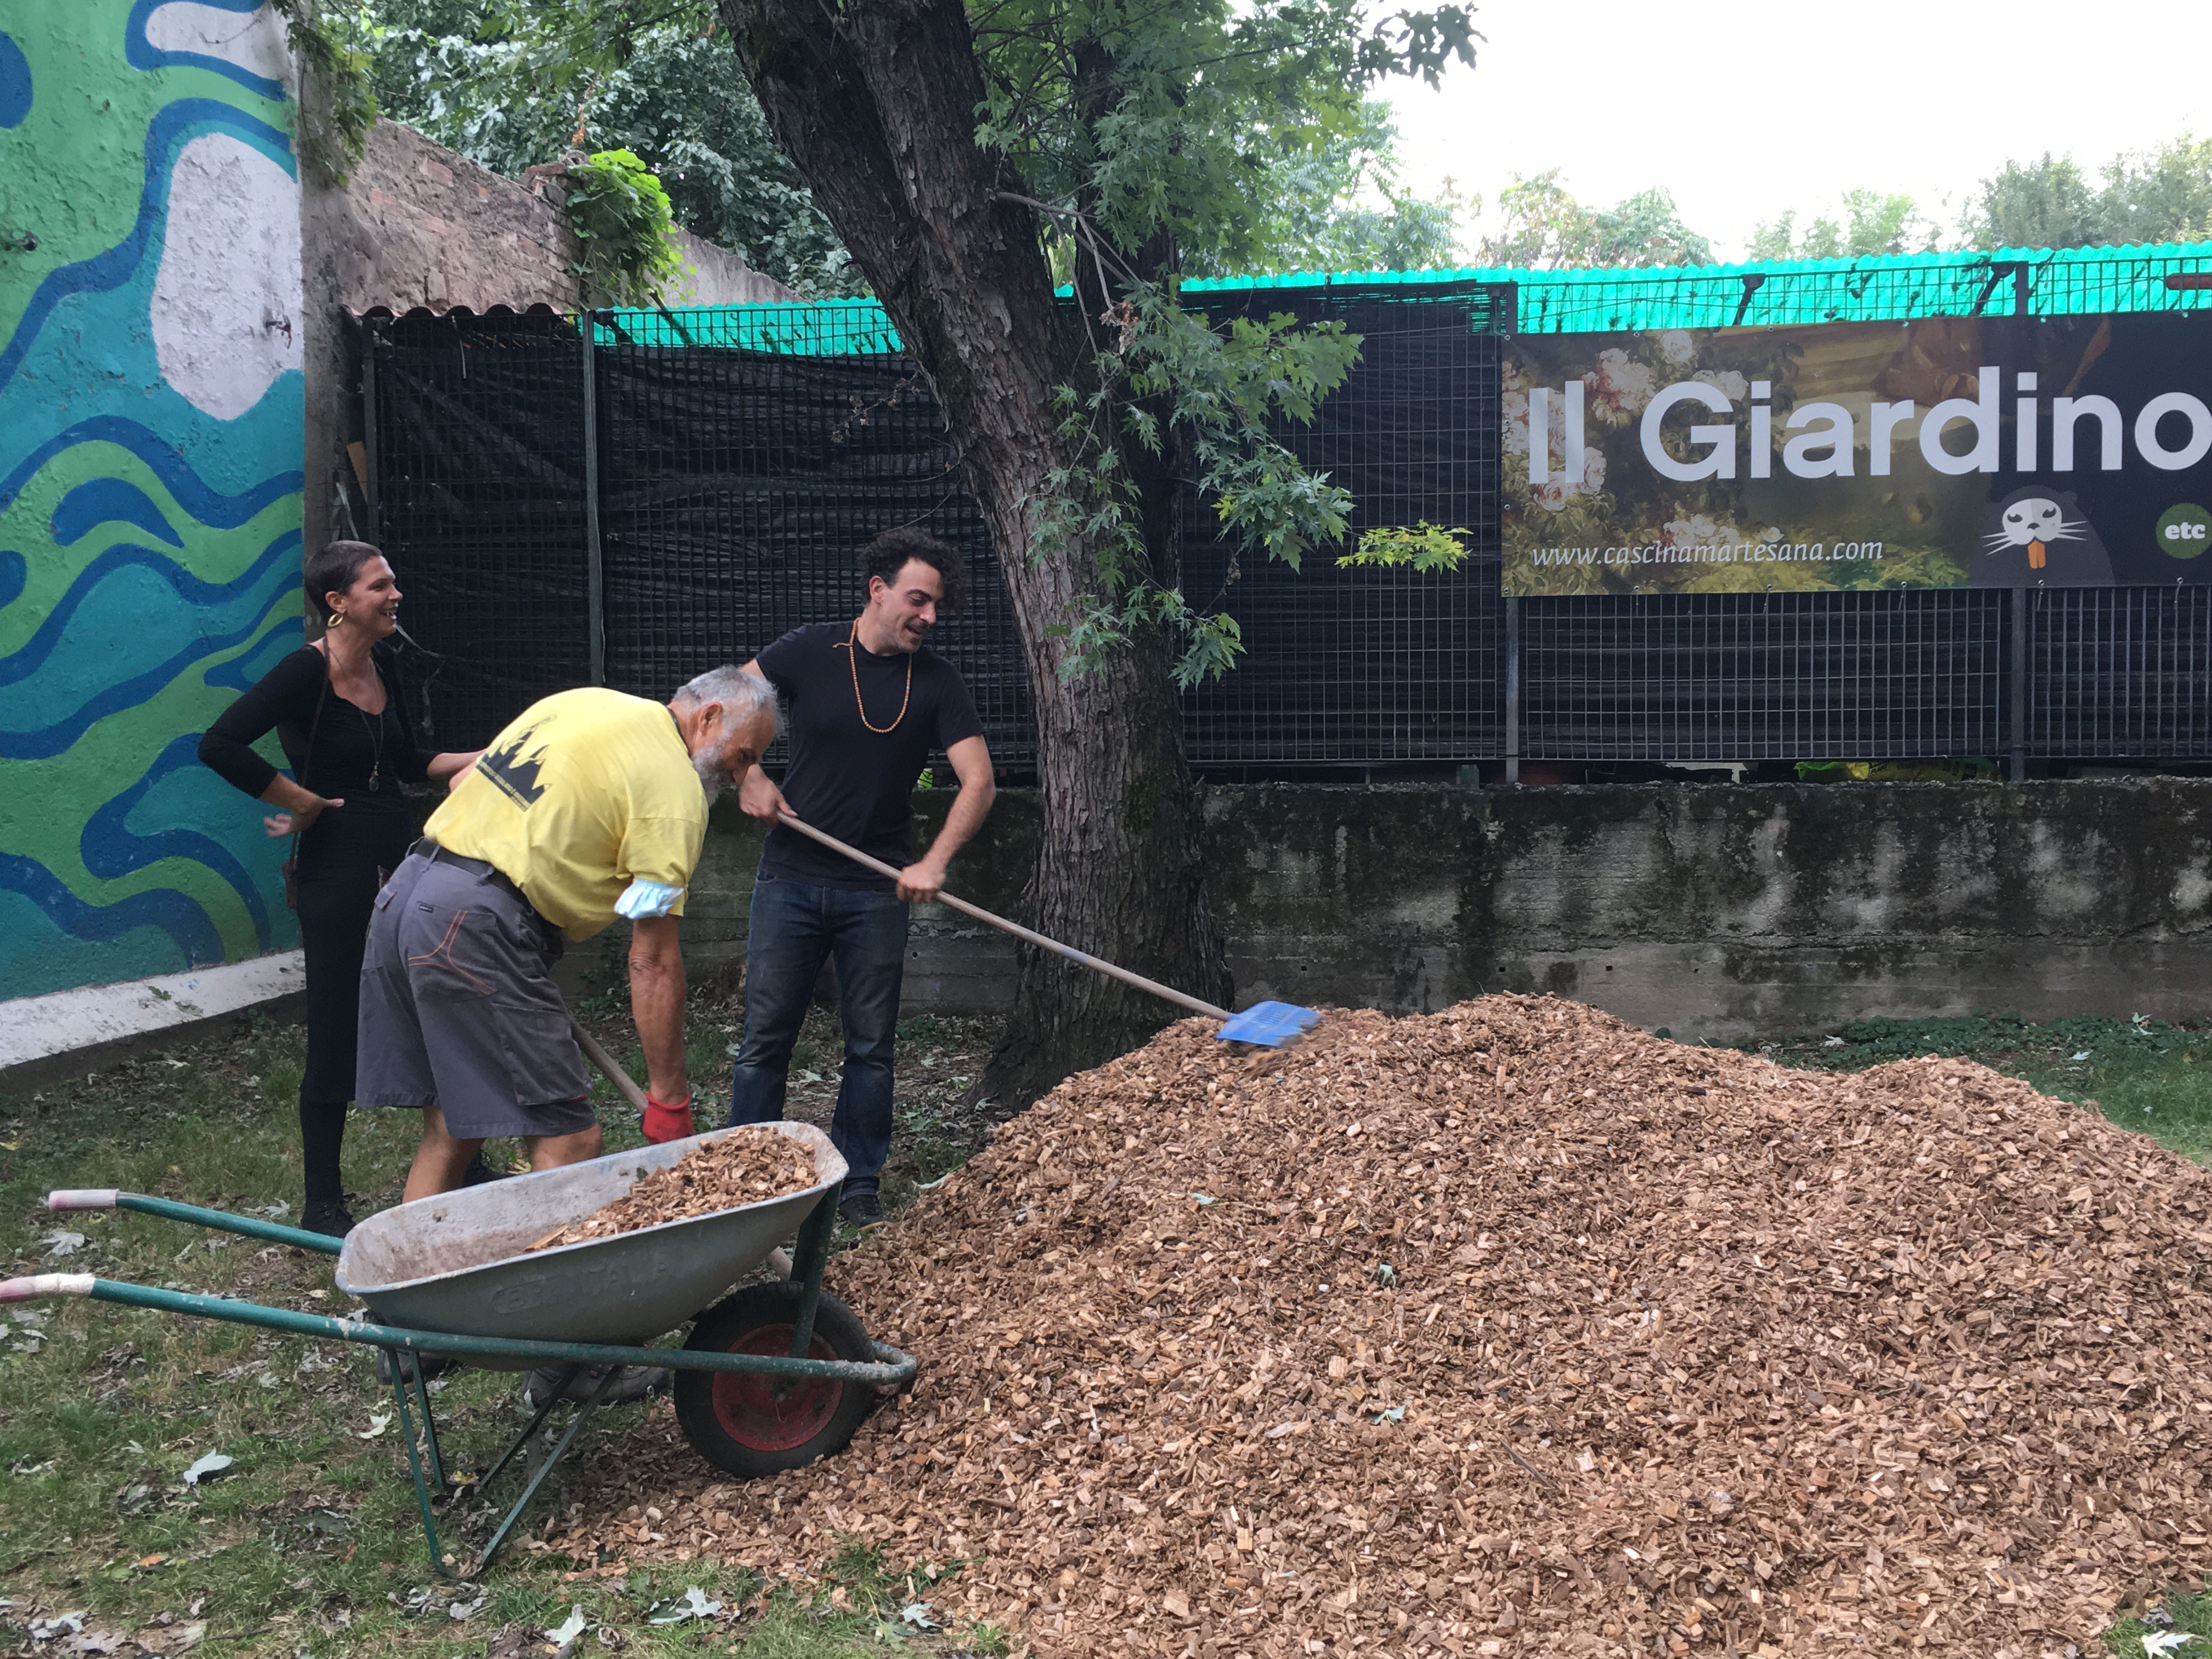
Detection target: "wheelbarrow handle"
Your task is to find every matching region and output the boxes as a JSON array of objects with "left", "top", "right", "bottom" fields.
[
  {"left": 46, "top": 1189, "right": 342, "bottom": 1255},
  {"left": 0, "top": 1273, "right": 93, "bottom": 1302},
  {"left": 0, "top": 1272, "right": 916, "bottom": 1384}
]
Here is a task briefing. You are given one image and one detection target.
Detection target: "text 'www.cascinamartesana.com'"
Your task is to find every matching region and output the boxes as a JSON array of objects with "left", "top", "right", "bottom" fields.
[{"left": 1527, "top": 541, "right": 1888, "bottom": 567}]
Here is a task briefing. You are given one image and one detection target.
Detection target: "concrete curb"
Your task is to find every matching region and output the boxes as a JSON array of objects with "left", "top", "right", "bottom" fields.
[{"left": 0, "top": 952, "right": 307, "bottom": 1094}]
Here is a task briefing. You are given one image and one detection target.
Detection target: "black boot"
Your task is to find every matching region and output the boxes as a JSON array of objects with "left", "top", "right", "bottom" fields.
[
  {"left": 519, "top": 1363, "right": 668, "bottom": 1408},
  {"left": 301, "top": 1195, "right": 356, "bottom": 1238},
  {"left": 460, "top": 1150, "right": 511, "bottom": 1186},
  {"left": 837, "top": 1190, "right": 885, "bottom": 1229},
  {"left": 376, "top": 1347, "right": 458, "bottom": 1385}
]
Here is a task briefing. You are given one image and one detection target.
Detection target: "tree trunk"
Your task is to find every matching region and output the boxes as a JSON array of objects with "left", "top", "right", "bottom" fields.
[{"left": 717, "top": 0, "right": 1231, "bottom": 1102}]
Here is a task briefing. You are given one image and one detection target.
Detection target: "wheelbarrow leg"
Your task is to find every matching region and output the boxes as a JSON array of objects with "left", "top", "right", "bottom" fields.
[
  {"left": 473, "top": 1364, "right": 584, "bottom": 1492},
  {"left": 786, "top": 1189, "right": 838, "bottom": 1359},
  {"left": 476, "top": 1365, "right": 620, "bottom": 1572},
  {"left": 407, "top": 1360, "right": 448, "bottom": 1492},
  {"left": 384, "top": 1347, "right": 455, "bottom": 1580}
]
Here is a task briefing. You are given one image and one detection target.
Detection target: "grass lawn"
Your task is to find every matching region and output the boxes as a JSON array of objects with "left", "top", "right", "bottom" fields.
[
  {"left": 1760, "top": 1008, "right": 2212, "bottom": 1166},
  {"left": 0, "top": 994, "right": 1009, "bottom": 1658},
  {"left": 2, "top": 999, "right": 2208, "bottom": 1655}
]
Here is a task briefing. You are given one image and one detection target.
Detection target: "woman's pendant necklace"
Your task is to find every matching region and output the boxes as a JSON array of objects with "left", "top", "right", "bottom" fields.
[{"left": 360, "top": 702, "right": 386, "bottom": 793}]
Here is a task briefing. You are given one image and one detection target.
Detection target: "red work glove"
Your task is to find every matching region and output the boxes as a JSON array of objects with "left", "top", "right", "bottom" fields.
[{"left": 642, "top": 1090, "right": 695, "bottom": 1144}]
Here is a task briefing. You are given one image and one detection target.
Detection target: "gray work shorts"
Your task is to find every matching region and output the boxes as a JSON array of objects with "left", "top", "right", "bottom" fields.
[{"left": 356, "top": 850, "right": 595, "bottom": 1140}]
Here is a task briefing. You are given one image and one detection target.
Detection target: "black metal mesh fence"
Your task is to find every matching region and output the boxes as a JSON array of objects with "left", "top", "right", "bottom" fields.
[
  {"left": 365, "top": 311, "right": 591, "bottom": 748},
  {"left": 364, "top": 283, "right": 2212, "bottom": 769},
  {"left": 2030, "top": 588, "right": 2212, "bottom": 757},
  {"left": 1182, "top": 284, "right": 1505, "bottom": 763},
  {"left": 1519, "top": 591, "right": 2010, "bottom": 760},
  {"left": 591, "top": 313, "right": 1031, "bottom": 768}
]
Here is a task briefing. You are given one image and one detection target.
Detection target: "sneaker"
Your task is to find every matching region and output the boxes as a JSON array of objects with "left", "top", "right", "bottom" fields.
[
  {"left": 519, "top": 1364, "right": 669, "bottom": 1409},
  {"left": 301, "top": 1196, "right": 356, "bottom": 1238},
  {"left": 837, "top": 1190, "right": 885, "bottom": 1229},
  {"left": 460, "top": 1151, "right": 512, "bottom": 1187},
  {"left": 375, "top": 1347, "right": 458, "bottom": 1386}
]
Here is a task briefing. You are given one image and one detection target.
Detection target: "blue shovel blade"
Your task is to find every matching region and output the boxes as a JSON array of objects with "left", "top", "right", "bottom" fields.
[{"left": 1215, "top": 1000, "right": 1322, "bottom": 1047}]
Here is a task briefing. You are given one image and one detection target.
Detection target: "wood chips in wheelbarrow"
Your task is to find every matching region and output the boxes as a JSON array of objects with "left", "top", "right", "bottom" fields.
[
  {"left": 524, "top": 1129, "right": 818, "bottom": 1253},
  {"left": 546, "top": 995, "right": 2212, "bottom": 1656}
]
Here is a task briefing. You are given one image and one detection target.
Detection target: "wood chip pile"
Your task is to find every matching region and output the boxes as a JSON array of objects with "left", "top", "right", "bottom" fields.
[
  {"left": 550, "top": 996, "right": 2212, "bottom": 1656},
  {"left": 526, "top": 1130, "right": 818, "bottom": 1252}
]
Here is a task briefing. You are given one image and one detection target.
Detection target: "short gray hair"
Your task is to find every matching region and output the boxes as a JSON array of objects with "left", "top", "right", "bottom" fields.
[{"left": 673, "top": 665, "right": 779, "bottom": 730}]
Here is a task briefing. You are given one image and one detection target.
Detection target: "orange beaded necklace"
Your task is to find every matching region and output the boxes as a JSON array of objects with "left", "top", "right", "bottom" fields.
[{"left": 838, "top": 618, "right": 911, "bottom": 734}]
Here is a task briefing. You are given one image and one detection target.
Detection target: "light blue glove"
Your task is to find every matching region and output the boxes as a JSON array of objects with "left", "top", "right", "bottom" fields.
[{"left": 614, "top": 879, "right": 685, "bottom": 919}]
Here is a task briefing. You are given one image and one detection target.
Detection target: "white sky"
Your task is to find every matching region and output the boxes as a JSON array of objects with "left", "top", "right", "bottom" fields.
[{"left": 1384, "top": 0, "right": 2212, "bottom": 261}]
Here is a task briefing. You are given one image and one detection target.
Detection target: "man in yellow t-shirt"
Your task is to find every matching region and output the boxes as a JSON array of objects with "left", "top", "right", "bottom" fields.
[{"left": 358, "top": 667, "right": 778, "bottom": 1206}]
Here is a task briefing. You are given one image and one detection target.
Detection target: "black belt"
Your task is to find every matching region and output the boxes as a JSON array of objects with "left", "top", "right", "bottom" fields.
[{"left": 415, "top": 839, "right": 538, "bottom": 915}]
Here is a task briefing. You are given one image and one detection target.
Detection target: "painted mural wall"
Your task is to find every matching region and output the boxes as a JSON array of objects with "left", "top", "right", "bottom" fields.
[{"left": 0, "top": 1, "right": 304, "bottom": 999}]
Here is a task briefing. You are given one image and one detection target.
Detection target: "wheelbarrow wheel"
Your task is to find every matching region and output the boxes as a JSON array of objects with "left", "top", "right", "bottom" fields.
[{"left": 674, "top": 1282, "right": 877, "bottom": 1479}]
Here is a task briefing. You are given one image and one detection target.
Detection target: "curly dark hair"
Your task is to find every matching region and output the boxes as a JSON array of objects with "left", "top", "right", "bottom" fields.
[{"left": 858, "top": 527, "right": 966, "bottom": 615}]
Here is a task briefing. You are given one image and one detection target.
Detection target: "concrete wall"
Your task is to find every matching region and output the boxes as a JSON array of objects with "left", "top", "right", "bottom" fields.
[
  {"left": 670, "top": 229, "right": 801, "bottom": 306},
  {"left": 661, "top": 780, "right": 2212, "bottom": 1040},
  {"left": 0, "top": 0, "right": 304, "bottom": 1000}
]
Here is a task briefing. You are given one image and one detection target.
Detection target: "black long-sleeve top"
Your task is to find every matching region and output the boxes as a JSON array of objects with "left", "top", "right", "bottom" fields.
[{"left": 198, "top": 644, "right": 430, "bottom": 813}]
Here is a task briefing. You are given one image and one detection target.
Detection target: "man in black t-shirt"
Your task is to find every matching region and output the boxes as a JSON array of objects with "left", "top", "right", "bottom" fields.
[{"left": 730, "top": 528, "right": 996, "bottom": 1226}]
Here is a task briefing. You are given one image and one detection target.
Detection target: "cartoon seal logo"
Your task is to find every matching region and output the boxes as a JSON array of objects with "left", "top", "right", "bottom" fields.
[
  {"left": 1990, "top": 496, "right": 2078, "bottom": 569},
  {"left": 1971, "top": 486, "right": 2114, "bottom": 586}
]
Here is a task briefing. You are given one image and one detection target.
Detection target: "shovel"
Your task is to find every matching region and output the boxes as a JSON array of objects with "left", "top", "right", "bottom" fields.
[{"left": 773, "top": 811, "right": 1320, "bottom": 1047}]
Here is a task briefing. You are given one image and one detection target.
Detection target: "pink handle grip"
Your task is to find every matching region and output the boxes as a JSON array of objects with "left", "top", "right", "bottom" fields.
[
  {"left": 47, "top": 1189, "right": 120, "bottom": 1211},
  {"left": 0, "top": 1274, "right": 94, "bottom": 1302}
]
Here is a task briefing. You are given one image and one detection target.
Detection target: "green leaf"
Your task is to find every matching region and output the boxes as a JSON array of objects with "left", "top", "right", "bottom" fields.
[{"left": 1340, "top": 522, "right": 1471, "bottom": 573}]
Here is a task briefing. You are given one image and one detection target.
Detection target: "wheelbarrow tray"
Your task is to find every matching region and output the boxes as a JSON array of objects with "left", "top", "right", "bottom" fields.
[{"left": 335, "top": 1121, "right": 845, "bottom": 1363}]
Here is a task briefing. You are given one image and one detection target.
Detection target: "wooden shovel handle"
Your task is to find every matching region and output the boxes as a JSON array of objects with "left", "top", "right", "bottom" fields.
[
  {"left": 571, "top": 1019, "right": 652, "bottom": 1114},
  {"left": 775, "top": 811, "right": 1234, "bottom": 1023}
]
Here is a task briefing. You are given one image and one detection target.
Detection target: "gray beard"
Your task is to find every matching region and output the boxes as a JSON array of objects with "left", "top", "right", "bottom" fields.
[{"left": 693, "top": 750, "right": 725, "bottom": 805}]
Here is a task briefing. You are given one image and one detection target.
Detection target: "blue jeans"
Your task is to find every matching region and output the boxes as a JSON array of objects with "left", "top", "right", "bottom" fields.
[{"left": 726, "top": 877, "right": 909, "bottom": 1195}]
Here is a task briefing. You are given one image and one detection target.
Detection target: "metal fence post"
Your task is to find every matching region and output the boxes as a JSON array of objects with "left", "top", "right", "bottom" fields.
[
  {"left": 1493, "top": 281, "right": 1521, "bottom": 786},
  {"left": 360, "top": 325, "right": 380, "bottom": 534},
  {"left": 580, "top": 312, "right": 607, "bottom": 686},
  {"left": 1503, "top": 595, "right": 1521, "bottom": 784},
  {"left": 2010, "top": 589, "right": 2029, "bottom": 782}
]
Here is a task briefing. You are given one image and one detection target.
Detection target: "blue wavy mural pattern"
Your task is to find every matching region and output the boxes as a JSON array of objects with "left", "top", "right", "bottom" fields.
[
  {"left": 0, "top": 100, "right": 294, "bottom": 396},
  {"left": 0, "top": 33, "right": 30, "bottom": 130},
  {"left": 0, "top": 528, "right": 301, "bottom": 758},
  {"left": 0, "top": 851, "right": 225, "bottom": 967},
  {"left": 123, "top": 0, "right": 289, "bottom": 103},
  {"left": 82, "top": 732, "right": 274, "bottom": 941},
  {"left": 0, "top": 414, "right": 303, "bottom": 523},
  {"left": 0, "top": 3, "right": 303, "bottom": 998}
]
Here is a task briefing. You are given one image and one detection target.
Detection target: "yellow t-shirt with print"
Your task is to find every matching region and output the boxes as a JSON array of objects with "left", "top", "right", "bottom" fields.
[{"left": 425, "top": 688, "right": 707, "bottom": 941}]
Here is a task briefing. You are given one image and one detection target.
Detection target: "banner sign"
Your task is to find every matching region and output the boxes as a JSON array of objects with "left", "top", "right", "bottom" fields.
[{"left": 1502, "top": 314, "right": 2212, "bottom": 595}]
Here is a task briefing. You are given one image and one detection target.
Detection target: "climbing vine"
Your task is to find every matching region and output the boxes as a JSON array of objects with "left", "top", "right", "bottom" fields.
[
  {"left": 562, "top": 148, "right": 686, "bottom": 305},
  {"left": 268, "top": 0, "right": 377, "bottom": 183}
]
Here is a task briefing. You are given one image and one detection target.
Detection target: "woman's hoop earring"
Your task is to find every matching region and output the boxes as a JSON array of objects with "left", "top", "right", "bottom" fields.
[{"left": 325, "top": 611, "right": 344, "bottom": 631}]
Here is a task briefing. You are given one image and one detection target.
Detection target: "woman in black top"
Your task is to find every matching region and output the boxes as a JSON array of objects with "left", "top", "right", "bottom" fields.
[{"left": 199, "top": 541, "right": 478, "bottom": 1235}]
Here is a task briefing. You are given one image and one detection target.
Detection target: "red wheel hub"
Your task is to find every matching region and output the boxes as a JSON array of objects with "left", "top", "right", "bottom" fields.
[{"left": 710, "top": 1323, "right": 844, "bottom": 1451}]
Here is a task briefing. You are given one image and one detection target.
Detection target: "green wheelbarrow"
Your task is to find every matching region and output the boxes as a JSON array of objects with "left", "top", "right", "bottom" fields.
[{"left": 2, "top": 1121, "right": 916, "bottom": 1579}]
